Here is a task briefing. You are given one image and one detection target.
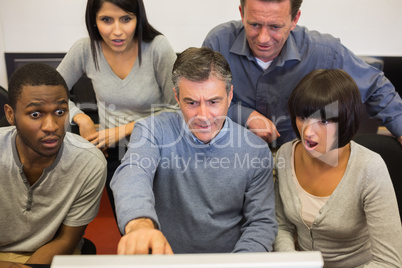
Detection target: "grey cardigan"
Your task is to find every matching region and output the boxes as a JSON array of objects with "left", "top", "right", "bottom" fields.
[{"left": 274, "top": 140, "right": 402, "bottom": 267}]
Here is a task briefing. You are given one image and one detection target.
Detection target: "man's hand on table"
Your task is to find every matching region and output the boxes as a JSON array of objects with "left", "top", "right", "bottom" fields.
[{"left": 118, "top": 218, "right": 173, "bottom": 255}]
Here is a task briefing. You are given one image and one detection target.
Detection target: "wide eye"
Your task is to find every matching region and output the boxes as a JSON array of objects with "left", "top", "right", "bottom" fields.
[
  {"left": 55, "top": 110, "right": 65, "bottom": 116},
  {"left": 319, "top": 119, "right": 329, "bottom": 125},
  {"left": 30, "top": 112, "right": 41, "bottom": 119}
]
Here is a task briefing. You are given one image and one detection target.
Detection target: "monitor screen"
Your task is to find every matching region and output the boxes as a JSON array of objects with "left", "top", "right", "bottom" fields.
[{"left": 51, "top": 251, "right": 323, "bottom": 268}]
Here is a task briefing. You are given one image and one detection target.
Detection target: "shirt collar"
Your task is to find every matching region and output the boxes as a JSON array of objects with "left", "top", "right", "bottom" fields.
[
  {"left": 274, "top": 27, "right": 301, "bottom": 66},
  {"left": 229, "top": 27, "right": 256, "bottom": 61}
]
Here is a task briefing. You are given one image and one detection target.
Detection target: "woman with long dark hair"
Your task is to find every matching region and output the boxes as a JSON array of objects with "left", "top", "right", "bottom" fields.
[{"left": 57, "top": 0, "right": 177, "bottom": 215}]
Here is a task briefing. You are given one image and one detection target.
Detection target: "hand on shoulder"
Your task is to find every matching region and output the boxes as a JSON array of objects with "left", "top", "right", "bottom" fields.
[{"left": 247, "top": 111, "right": 280, "bottom": 143}]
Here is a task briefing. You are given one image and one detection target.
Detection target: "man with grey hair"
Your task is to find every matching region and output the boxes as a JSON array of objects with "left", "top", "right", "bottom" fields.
[
  {"left": 203, "top": 0, "right": 402, "bottom": 147},
  {"left": 111, "top": 47, "right": 277, "bottom": 254}
]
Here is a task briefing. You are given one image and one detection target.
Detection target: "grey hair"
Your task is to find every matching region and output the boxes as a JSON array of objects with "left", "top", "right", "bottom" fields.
[{"left": 172, "top": 47, "right": 232, "bottom": 97}]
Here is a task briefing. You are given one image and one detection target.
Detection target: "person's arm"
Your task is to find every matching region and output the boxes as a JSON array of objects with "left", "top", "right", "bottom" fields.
[
  {"left": 273, "top": 178, "right": 298, "bottom": 252},
  {"left": 227, "top": 104, "right": 280, "bottom": 144},
  {"left": 272, "top": 147, "right": 298, "bottom": 251},
  {"left": 362, "top": 156, "right": 402, "bottom": 267},
  {"left": 85, "top": 122, "right": 135, "bottom": 156},
  {"left": 339, "top": 47, "right": 402, "bottom": 144},
  {"left": 25, "top": 225, "right": 86, "bottom": 265},
  {"left": 56, "top": 39, "right": 90, "bottom": 125},
  {"left": 110, "top": 118, "right": 167, "bottom": 252},
  {"left": 232, "top": 146, "right": 277, "bottom": 252},
  {"left": 117, "top": 218, "right": 173, "bottom": 255},
  {"left": 0, "top": 262, "right": 30, "bottom": 268},
  {"left": 72, "top": 113, "right": 97, "bottom": 140},
  {"left": 246, "top": 110, "right": 280, "bottom": 143}
]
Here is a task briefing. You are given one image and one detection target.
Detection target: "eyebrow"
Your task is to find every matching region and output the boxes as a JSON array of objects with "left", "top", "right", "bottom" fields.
[
  {"left": 25, "top": 99, "right": 68, "bottom": 109},
  {"left": 183, "top": 96, "right": 223, "bottom": 102}
]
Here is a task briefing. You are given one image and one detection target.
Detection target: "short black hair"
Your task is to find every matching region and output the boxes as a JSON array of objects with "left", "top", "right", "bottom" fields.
[
  {"left": 8, "top": 62, "right": 69, "bottom": 110},
  {"left": 288, "top": 69, "right": 363, "bottom": 148}
]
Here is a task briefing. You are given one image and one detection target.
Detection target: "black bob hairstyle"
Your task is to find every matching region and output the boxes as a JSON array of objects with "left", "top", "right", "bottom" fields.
[{"left": 288, "top": 69, "right": 363, "bottom": 148}]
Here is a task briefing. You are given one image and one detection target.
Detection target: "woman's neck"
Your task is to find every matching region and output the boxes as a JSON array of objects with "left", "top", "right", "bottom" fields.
[{"left": 101, "top": 39, "right": 138, "bottom": 79}]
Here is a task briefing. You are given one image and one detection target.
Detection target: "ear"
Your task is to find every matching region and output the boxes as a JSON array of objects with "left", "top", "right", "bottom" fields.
[
  {"left": 228, "top": 85, "right": 234, "bottom": 104},
  {"left": 173, "top": 88, "right": 180, "bottom": 104},
  {"left": 239, "top": 5, "right": 244, "bottom": 21},
  {"left": 290, "top": 10, "right": 301, "bottom": 31},
  {"left": 4, "top": 104, "right": 15, "bottom": 126}
]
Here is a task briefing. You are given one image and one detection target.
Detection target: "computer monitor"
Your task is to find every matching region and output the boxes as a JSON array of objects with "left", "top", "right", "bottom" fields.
[{"left": 51, "top": 251, "right": 323, "bottom": 268}]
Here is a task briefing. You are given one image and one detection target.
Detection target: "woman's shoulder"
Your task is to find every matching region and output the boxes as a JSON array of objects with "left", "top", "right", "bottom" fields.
[
  {"left": 349, "top": 141, "right": 389, "bottom": 181},
  {"left": 277, "top": 139, "right": 299, "bottom": 157},
  {"left": 63, "top": 37, "right": 92, "bottom": 60},
  {"left": 68, "top": 37, "right": 91, "bottom": 51},
  {"left": 144, "top": 35, "right": 174, "bottom": 52},
  {"left": 350, "top": 141, "right": 384, "bottom": 164}
]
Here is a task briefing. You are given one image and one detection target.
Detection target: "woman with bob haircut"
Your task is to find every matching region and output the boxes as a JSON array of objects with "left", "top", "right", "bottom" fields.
[
  {"left": 57, "top": 0, "right": 177, "bottom": 214},
  {"left": 274, "top": 69, "right": 402, "bottom": 267}
]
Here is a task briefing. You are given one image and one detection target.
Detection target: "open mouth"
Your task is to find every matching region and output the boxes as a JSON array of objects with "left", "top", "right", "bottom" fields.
[
  {"left": 41, "top": 137, "right": 59, "bottom": 149},
  {"left": 304, "top": 139, "right": 318, "bottom": 150},
  {"left": 112, "top": 39, "right": 124, "bottom": 46}
]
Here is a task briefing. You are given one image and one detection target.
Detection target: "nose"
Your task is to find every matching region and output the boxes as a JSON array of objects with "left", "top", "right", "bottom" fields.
[
  {"left": 41, "top": 115, "right": 59, "bottom": 133},
  {"left": 302, "top": 119, "right": 317, "bottom": 138},
  {"left": 113, "top": 21, "right": 122, "bottom": 35},
  {"left": 197, "top": 102, "right": 208, "bottom": 119},
  {"left": 258, "top": 27, "right": 271, "bottom": 44}
]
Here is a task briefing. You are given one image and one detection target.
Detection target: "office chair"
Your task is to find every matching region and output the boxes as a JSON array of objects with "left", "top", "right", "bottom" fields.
[
  {"left": 353, "top": 134, "right": 402, "bottom": 220},
  {"left": 81, "top": 238, "right": 97, "bottom": 255},
  {"left": 356, "top": 56, "right": 384, "bottom": 135}
]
